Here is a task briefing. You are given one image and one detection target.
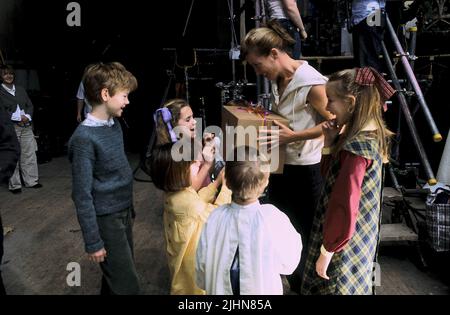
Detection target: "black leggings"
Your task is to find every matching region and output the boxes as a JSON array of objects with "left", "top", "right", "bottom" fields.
[{"left": 268, "top": 163, "right": 323, "bottom": 290}]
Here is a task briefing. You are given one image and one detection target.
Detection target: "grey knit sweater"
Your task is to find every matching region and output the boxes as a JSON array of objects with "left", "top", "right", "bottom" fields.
[{"left": 68, "top": 120, "right": 133, "bottom": 253}]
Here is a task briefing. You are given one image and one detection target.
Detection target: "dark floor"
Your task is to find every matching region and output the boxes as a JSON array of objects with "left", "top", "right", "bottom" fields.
[{"left": 0, "top": 155, "right": 449, "bottom": 295}]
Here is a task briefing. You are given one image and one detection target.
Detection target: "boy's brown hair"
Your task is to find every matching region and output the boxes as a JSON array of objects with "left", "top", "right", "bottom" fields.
[
  {"left": 0, "top": 65, "right": 15, "bottom": 76},
  {"left": 225, "top": 146, "right": 270, "bottom": 203},
  {"left": 82, "top": 62, "right": 137, "bottom": 106},
  {"left": 150, "top": 142, "right": 193, "bottom": 192}
]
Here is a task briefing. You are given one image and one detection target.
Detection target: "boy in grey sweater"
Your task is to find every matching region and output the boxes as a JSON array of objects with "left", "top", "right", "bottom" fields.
[{"left": 68, "top": 62, "right": 139, "bottom": 294}]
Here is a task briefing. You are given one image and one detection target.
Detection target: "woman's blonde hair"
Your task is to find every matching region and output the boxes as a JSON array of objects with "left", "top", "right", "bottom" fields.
[
  {"left": 155, "top": 98, "right": 190, "bottom": 145},
  {"left": 328, "top": 68, "right": 393, "bottom": 159},
  {"left": 240, "top": 19, "right": 296, "bottom": 59}
]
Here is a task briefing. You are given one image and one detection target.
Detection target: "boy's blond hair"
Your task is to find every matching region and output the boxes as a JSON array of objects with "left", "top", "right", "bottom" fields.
[
  {"left": 225, "top": 146, "right": 270, "bottom": 203},
  {"left": 82, "top": 62, "right": 137, "bottom": 106}
]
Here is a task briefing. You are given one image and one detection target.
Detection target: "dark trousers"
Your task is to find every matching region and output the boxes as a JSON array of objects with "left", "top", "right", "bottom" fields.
[
  {"left": 268, "top": 163, "right": 323, "bottom": 292},
  {"left": 97, "top": 207, "right": 140, "bottom": 295},
  {"left": 277, "top": 19, "right": 302, "bottom": 59},
  {"left": 352, "top": 18, "right": 385, "bottom": 72},
  {"left": 0, "top": 213, "right": 5, "bottom": 295}
]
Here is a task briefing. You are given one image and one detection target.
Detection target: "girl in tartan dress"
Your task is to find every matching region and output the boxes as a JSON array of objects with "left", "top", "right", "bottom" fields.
[{"left": 301, "top": 67, "right": 395, "bottom": 295}]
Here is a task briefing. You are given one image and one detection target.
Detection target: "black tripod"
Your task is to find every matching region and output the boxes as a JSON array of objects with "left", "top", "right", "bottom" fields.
[
  {"left": 132, "top": 0, "right": 197, "bottom": 182},
  {"left": 132, "top": 66, "right": 176, "bottom": 182}
]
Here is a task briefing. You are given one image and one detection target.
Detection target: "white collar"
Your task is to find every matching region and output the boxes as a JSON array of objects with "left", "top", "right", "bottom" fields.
[
  {"left": 2, "top": 84, "right": 15, "bottom": 94},
  {"left": 230, "top": 200, "right": 261, "bottom": 210},
  {"left": 82, "top": 113, "right": 115, "bottom": 127}
]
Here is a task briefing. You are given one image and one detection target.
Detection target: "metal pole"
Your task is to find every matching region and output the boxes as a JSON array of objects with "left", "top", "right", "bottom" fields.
[
  {"left": 407, "top": 25, "right": 417, "bottom": 100},
  {"left": 182, "top": 0, "right": 196, "bottom": 37},
  {"left": 399, "top": 26, "right": 417, "bottom": 160},
  {"left": 408, "top": 26, "right": 417, "bottom": 71},
  {"left": 240, "top": 0, "right": 247, "bottom": 82},
  {"left": 240, "top": 0, "right": 246, "bottom": 38},
  {"left": 381, "top": 41, "right": 437, "bottom": 185},
  {"left": 387, "top": 164, "right": 401, "bottom": 190},
  {"left": 229, "top": 0, "right": 236, "bottom": 82},
  {"left": 393, "top": 23, "right": 418, "bottom": 161},
  {"left": 255, "top": 0, "right": 262, "bottom": 97},
  {"left": 408, "top": 26, "right": 423, "bottom": 117},
  {"left": 393, "top": 85, "right": 402, "bottom": 161},
  {"left": 260, "top": 1, "right": 270, "bottom": 96},
  {"left": 184, "top": 67, "right": 190, "bottom": 104},
  {"left": 386, "top": 15, "right": 442, "bottom": 143}
]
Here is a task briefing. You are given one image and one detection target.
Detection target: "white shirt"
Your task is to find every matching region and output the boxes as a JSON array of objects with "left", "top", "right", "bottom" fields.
[
  {"left": 2, "top": 84, "right": 32, "bottom": 122},
  {"left": 196, "top": 201, "right": 301, "bottom": 295},
  {"left": 265, "top": 0, "right": 288, "bottom": 19},
  {"left": 81, "top": 113, "right": 114, "bottom": 127},
  {"left": 271, "top": 61, "right": 328, "bottom": 165},
  {"left": 352, "top": 0, "right": 386, "bottom": 26},
  {"left": 2, "top": 83, "right": 16, "bottom": 96}
]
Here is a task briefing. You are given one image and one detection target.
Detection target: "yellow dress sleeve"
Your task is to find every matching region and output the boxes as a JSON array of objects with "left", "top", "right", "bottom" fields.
[
  {"left": 191, "top": 184, "right": 232, "bottom": 222},
  {"left": 197, "top": 183, "right": 217, "bottom": 203}
]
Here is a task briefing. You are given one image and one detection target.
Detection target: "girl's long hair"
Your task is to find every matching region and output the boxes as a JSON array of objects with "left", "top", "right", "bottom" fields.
[
  {"left": 328, "top": 69, "right": 393, "bottom": 160},
  {"left": 150, "top": 143, "right": 193, "bottom": 192},
  {"left": 155, "top": 98, "right": 190, "bottom": 145}
]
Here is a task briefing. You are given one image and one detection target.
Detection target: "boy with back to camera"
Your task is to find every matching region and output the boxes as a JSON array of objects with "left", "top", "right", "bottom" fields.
[{"left": 196, "top": 146, "right": 302, "bottom": 295}]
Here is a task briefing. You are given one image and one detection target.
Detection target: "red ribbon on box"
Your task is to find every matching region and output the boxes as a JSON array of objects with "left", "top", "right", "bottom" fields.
[{"left": 237, "top": 104, "right": 270, "bottom": 125}]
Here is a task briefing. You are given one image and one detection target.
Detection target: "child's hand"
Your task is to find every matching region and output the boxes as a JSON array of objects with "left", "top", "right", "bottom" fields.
[
  {"left": 213, "top": 168, "right": 224, "bottom": 188},
  {"left": 21, "top": 115, "right": 29, "bottom": 123},
  {"left": 202, "top": 143, "right": 215, "bottom": 164},
  {"left": 259, "top": 120, "right": 294, "bottom": 149},
  {"left": 218, "top": 168, "right": 225, "bottom": 186},
  {"left": 88, "top": 248, "right": 107, "bottom": 263},
  {"left": 300, "top": 29, "right": 308, "bottom": 40},
  {"left": 315, "top": 252, "right": 332, "bottom": 280},
  {"left": 203, "top": 133, "right": 215, "bottom": 147},
  {"left": 322, "top": 119, "right": 341, "bottom": 147}
]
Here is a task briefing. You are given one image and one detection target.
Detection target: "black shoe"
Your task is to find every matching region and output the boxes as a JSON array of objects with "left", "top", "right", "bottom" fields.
[
  {"left": 29, "top": 183, "right": 42, "bottom": 189},
  {"left": 10, "top": 188, "right": 22, "bottom": 194}
]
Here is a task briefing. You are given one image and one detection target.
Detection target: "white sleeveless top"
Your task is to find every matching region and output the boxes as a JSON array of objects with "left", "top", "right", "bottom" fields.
[
  {"left": 271, "top": 61, "right": 328, "bottom": 165},
  {"left": 265, "top": 0, "right": 287, "bottom": 19}
]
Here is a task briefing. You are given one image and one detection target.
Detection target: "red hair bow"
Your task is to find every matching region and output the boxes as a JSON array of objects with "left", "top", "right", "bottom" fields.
[{"left": 355, "top": 67, "right": 396, "bottom": 106}]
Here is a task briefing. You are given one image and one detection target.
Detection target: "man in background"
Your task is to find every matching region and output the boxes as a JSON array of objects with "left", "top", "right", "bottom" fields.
[
  {"left": 265, "top": 0, "right": 308, "bottom": 59},
  {"left": 351, "top": 0, "right": 386, "bottom": 71}
]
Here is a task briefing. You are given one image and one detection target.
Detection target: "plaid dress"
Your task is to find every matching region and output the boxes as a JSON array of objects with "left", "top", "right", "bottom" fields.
[{"left": 301, "top": 133, "right": 383, "bottom": 295}]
